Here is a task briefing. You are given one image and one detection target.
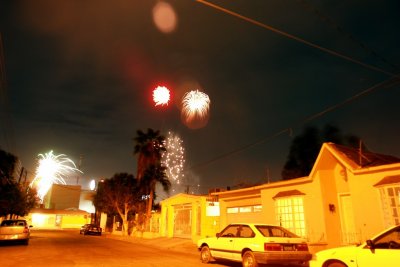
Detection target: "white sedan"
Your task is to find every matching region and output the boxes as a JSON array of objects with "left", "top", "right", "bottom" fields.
[
  {"left": 310, "top": 225, "right": 400, "bottom": 267},
  {"left": 197, "top": 223, "right": 311, "bottom": 267}
]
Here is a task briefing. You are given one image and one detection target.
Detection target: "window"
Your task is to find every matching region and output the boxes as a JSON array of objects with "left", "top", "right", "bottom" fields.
[
  {"left": 227, "top": 207, "right": 239, "bottom": 214},
  {"left": 253, "top": 205, "right": 262, "bottom": 212},
  {"left": 239, "top": 206, "right": 252, "bottom": 213},
  {"left": 256, "top": 225, "right": 298, "bottom": 238},
  {"left": 227, "top": 205, "right": 261, "bottom": 214},
  {"left": 220, "top": 224, "right": 254, "bottom": 238},
  {"left": 372, "top": 226, "right": 400, "bottom": 249},
  {"left": 274, "top": 196, "right": 306, "bottom": 237},
  {"left": 379, "top": 185, "right": 400, "bottom": 227}
]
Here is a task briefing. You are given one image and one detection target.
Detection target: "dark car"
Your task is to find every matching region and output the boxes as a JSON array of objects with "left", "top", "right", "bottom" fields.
[
  {"left": 79, "top": 224, "right": 94, "bottom": 234},
  {"left": 84, "top": 225, "right": 102, "bottom": 236}
]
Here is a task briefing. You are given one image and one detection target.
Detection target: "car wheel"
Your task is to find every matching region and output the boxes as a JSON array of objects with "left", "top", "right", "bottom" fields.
[
  {"left": 23, "top": 239, "right": 29, "bottom": 245},
  {"left": 200, "top": 245, "right": 212, "bottom": 263},
  {"left": 242, "top": 251, "right": 258, "bottom": 267},
  {"left": 326, "top": 261, "right": 346, "bottom": 267}
]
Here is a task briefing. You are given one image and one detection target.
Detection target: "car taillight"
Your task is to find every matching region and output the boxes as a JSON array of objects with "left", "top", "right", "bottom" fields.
[
  {"left": 264, "top": 243, "right": 282, "bottom": 251},
  {"left": 23, "top": 226, "right": 29, "bottom": 233},
  {"left": 296, "top": 243, "right": 309, "bottom": 251}
]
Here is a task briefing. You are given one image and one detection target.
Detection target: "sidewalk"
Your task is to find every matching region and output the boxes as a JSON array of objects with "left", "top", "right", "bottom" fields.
[{"left": 104, "top": 233, "right": 198, "bottom": 256}]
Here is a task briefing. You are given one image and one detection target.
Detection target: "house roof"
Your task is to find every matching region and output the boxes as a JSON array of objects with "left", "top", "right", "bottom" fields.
[
  {"left": 211, "top": 143, "right": 400, "bottom": 200},
  {"left": 374, "top": 175, "right": 400, "bottom": 187},
  {"left": 330, "top": 143, "right": 400, "bottom": 168},
  {"left": 159, "top": 192, "right": 204, "bottom": 204},
  {"left": 272, "top": 189, "right": 305, "bottom": 199}
]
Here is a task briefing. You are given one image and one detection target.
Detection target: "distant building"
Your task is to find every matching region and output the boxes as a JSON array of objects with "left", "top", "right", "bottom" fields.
[
  {"left": 43, "top": 184, "right": 81, "bottom": 210},
  {"left": 28, "top": 184, "right": 93, "bottom": 229}
]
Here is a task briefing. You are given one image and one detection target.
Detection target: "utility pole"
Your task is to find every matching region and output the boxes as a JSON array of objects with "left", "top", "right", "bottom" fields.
[{"left": 76, "top": 154, "right": 83, "bottom": 184}]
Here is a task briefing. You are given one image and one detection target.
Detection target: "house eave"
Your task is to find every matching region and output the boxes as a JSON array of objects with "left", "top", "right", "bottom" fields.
[{"left": 211, "top": 176, "right": 312, "bottom": 198}]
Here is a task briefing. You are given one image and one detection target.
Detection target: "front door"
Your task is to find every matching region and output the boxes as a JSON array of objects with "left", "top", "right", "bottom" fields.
[{"left": 339, "top": 194, "right": 357, "bottom": 244}]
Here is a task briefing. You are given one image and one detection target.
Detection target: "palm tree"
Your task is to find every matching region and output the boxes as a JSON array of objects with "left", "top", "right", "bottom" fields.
[
  {"left": 141, "top": 165, "right": 171, "bottom": 224},
  {"left": 133, "top": 129, "right": 169, "bottom": 227},
  {"left": 133, "top": 129, "right": 166, "bottom": 181}
]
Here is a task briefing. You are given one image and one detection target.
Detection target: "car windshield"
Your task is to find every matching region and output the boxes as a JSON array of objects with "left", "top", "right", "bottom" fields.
[{"left": 255, "top": 225, "right": 298, "bottom": 238}]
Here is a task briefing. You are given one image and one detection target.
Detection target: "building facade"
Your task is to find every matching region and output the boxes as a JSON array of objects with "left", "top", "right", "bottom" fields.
[{"left": 160, "top": 143, "right": 400, "bottom": 252}]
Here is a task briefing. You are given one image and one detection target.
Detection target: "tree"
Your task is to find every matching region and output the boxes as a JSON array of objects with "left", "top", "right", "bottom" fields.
[
  {"left": 281, "top": 124, "right": 363, "bottom": 180},
  {"left": 93, "top": 173, "right": 140, "bottom": 235},
  {"left": 133, "top": 128, "right": 169, "bottom": 227},
  {"left": 0, "top": 149, "right": 17, "bottom": 183},
  {"left": 133, "top": 129, "right": 166, "bottom": 181},
  {"left": 0, "top": 149, "right": 39, "bottom": 218},
  {"left": 140, "top": 165, "right": 171, "bottom": 224}
]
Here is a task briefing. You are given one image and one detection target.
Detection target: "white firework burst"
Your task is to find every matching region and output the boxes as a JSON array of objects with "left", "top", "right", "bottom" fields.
[
  {"left": 162, "top": 131, "right": 185, "bottom": 185},
  {"left": 30, "top": 150, "right": 82, "bottom": 202}
]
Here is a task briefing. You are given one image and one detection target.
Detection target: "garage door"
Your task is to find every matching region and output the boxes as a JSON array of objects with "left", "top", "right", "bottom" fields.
[
  {"left": 226, "top": 205, "right": 265, "bottom": 224},
  {"left": 173, "top": 204, "right": 192, "bottom": 238}
]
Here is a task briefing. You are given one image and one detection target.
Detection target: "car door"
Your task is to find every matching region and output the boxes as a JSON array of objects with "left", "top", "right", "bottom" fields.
[
  {"left": 356, "top": 227, "right": 400, "bottom": 267},
  {"left": 211, "top": 225, "right": 237, "bottom": 260},
  {"left": 231, "top": 225, "right": 256, "bottom": 262},
  {"left": 355, "top": 246, "right": 400, "bottom": 267}
]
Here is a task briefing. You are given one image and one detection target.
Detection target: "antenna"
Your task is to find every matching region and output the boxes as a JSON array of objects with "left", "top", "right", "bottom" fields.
[
  {"left": 76, "top": 154, "right": 84, "bottom": 184},
  {"left": 358, "top": 140, "right": 363, "bottom": 167},
  {"left": 266, "top": 165, "right": 270, "bottom": 183}
]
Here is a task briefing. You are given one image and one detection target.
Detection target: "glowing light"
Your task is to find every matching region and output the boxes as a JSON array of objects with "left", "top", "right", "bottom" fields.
[
  {"left": 152, "top": 2, "right": 177, "bottom": 33},
  {"left": 153, "top": 85, "right": 171, "bottom": 106},
  {"left": 162, "top": 131, "right": 185, "bottom": 184},
  {"left": 89, "top": 179, "right": 96, "bottom": 191},
  {"left": 30, "top": 150, "right": 82, "bottom": 202},
  {"left": 182, "top": 90, "right": 210, "bottom": 122}
]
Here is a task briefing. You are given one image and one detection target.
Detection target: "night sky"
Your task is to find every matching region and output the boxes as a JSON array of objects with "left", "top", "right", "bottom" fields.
[{"left": 1, "top": 0, "right": 400, "bottom": 198}]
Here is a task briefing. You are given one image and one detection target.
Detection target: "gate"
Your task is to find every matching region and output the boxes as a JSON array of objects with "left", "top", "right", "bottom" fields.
[{"left": 173, "top": 204, "right": 192, "bottom": 238}]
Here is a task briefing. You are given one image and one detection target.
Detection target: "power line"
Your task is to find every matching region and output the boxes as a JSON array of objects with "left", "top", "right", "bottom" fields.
[
  {"left": 189, "top": 1, "right": 400, "bottom": 172},
  {"left": 296, "top": 0, "right": 399, "bottom": 72},
  {"left": 195, "top": 0, "right": 395, "bottom": 77},
  {"left": 189, "top": 74, "right": 400, "bottom": 171}
]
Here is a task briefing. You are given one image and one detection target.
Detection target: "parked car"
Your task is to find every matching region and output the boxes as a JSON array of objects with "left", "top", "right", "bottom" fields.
[
  {"left": 80, "top": 224, "right": 94, "bottom": 234},
  {"left": 83, "top": 225, "right": 102, "bottom": 236},
  {"left": 0, "top": 219, "right": 32, "bottom": 245},
  {"left": 197, "top": 223, "right": 311, "bottom": 267},
  {"left": 310, "top": 224, "right": 400, "bottom": 267}
]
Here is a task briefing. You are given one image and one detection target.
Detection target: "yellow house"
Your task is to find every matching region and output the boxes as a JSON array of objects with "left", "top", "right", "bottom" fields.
[
  {"left": 27, "top": 208, "right": 90, "bottom": 229},
  {"left": 161, "top": 142, "right": 400, "bottom": 252},
  {"left": 159, "top": 193, "right": 221, "bottom": 242},
  {"left": 27, "top": 184, "right": 93, "bottom": 229}
]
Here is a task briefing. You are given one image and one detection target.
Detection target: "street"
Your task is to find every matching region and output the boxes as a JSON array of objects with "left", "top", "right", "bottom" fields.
[
  {"left": 0, "top": 229, "right": 236, "bottom": 267},
  {"left": 0, "top": 230, "right": 308, "bottom": 267}
]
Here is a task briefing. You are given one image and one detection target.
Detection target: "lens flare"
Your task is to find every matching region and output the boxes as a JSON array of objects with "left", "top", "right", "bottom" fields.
[
  {"left": 152, "top": 1, "right": 177, "bottom": 34},
  {"left": 182, "top": 90, "right": 210, "bottom": 122},
  {"left": 153, "top": 85, "right": 170, "bottom": 106},
  {"left": 30, "top": 150, "right": 82, "bottom": 202},
  {"left": 162, "top": 131, "right": 185, "bottom": 185}
]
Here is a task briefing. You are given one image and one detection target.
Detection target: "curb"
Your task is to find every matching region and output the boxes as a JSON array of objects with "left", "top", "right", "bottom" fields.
[{"left": 104, "top": 233, "right": 198, "bottom": 255}]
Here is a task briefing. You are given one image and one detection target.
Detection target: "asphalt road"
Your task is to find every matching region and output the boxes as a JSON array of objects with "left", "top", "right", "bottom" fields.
[
  {"left": 0, "top": 230, "right": 307, "bottom": 267},
  {"left": 0, "top": 229, "right": 226, "bottom": 267}
]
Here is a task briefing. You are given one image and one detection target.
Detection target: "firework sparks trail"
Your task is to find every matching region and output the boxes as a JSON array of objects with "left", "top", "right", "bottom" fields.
[
  {"left": 162, "top": 131, "right": 185, "bottom": 185},
  {"left": 30, "top": 150, "right": 82, "bottom": 202},
  {"left": 153, "top": 85, "right": 170, "bottom": 106},
  {"left": 181, "top": 90, "right": 210, "bottom": 122}
]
